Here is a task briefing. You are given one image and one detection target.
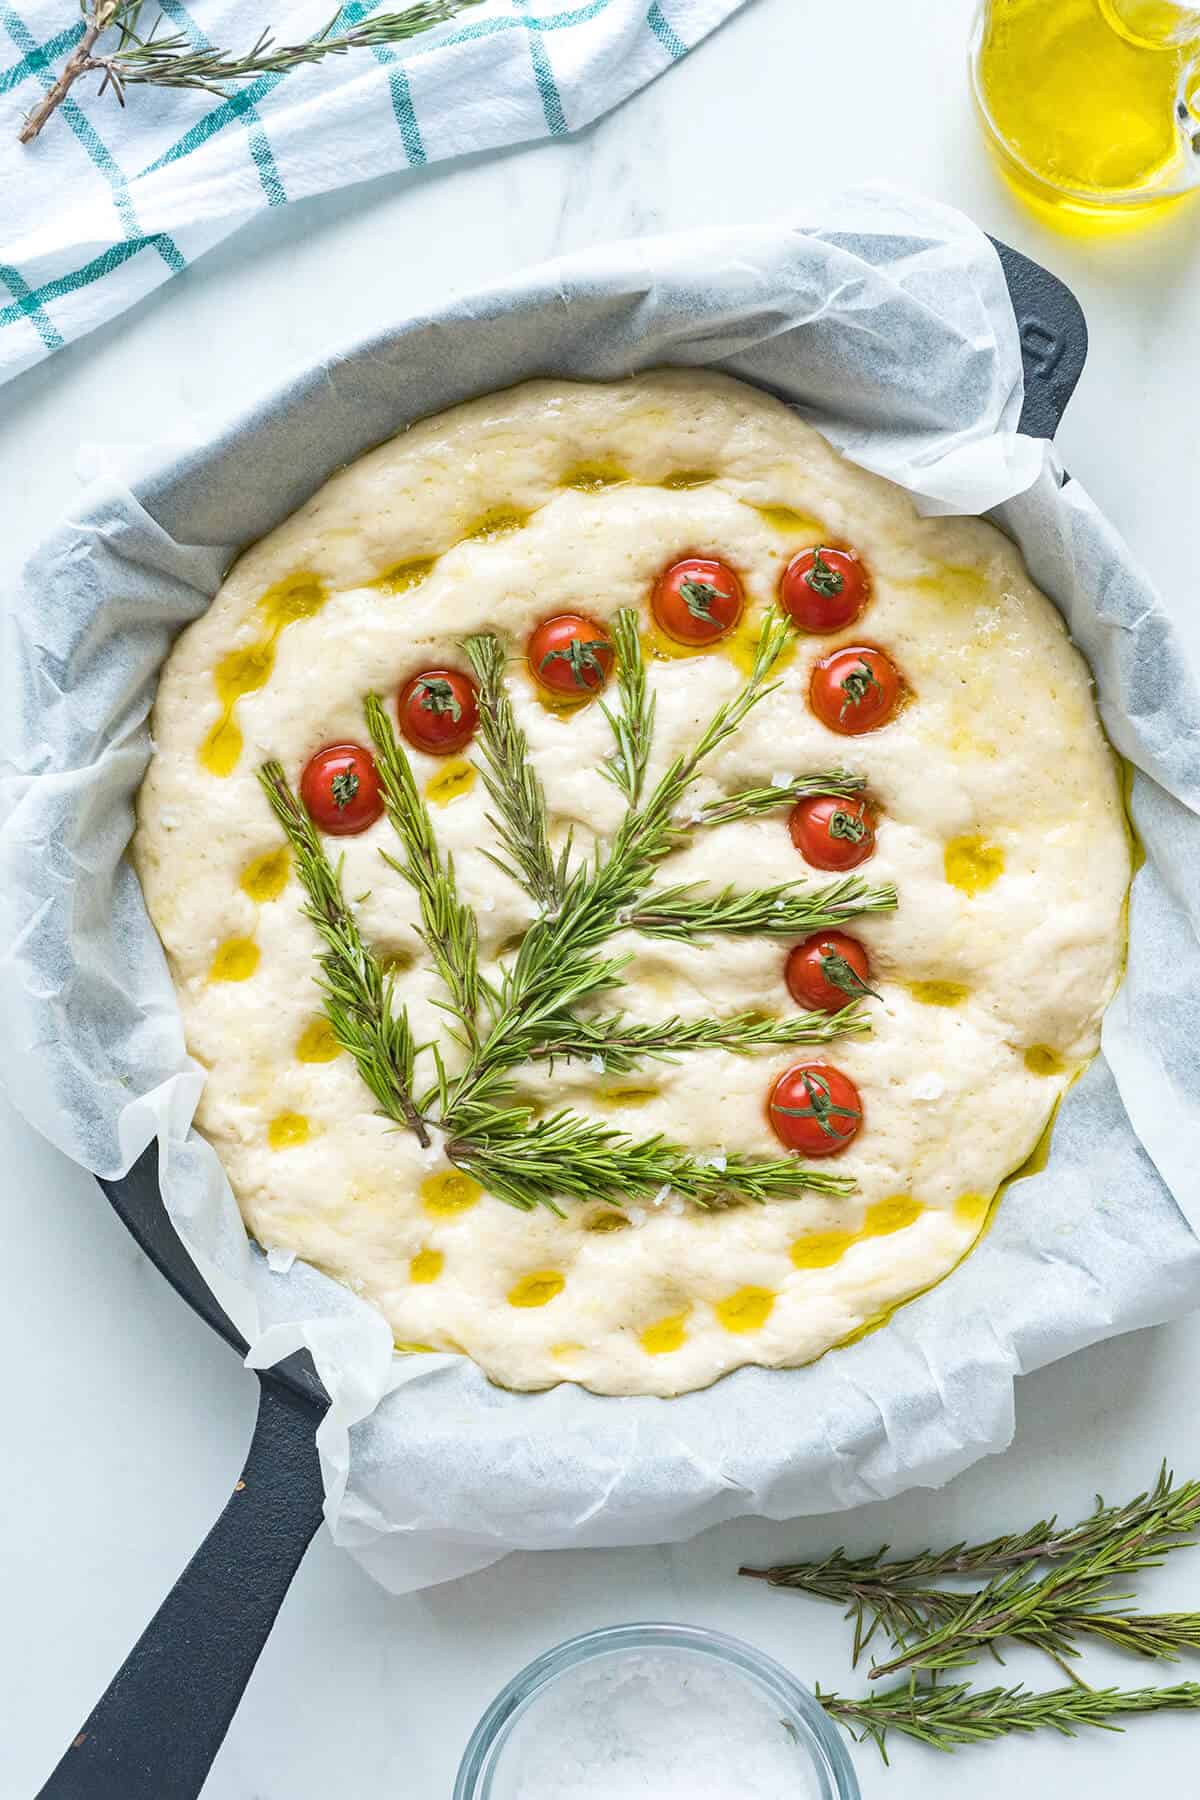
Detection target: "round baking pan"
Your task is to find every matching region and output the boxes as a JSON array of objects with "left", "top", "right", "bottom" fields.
[{"left": 35, "top": 238, "right": 1087, "bottom": 1800}]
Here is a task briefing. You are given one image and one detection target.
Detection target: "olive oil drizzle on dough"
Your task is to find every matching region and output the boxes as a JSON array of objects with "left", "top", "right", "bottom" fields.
[
  {"left": 424, "top": 758, "right": 477, "bottom": 807},
  {"left": 199, "top": 572, "right": 328, "bottom": 777},
  {"left": 199, "top": 474, "right": 814, "bottom": 775}
]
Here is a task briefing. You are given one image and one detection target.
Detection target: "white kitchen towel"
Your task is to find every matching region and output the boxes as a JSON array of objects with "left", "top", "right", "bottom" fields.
[{"left": 0, "top": 0, "right": 745, "bottom": 386}]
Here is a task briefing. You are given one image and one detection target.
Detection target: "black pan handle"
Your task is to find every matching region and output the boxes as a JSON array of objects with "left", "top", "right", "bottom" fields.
[
  {"left": 990, "top": 236, "right": 1088, "bottom": 441},
  {"left": 37, "top": 1372, "right": 326, "bottom": 1800}
]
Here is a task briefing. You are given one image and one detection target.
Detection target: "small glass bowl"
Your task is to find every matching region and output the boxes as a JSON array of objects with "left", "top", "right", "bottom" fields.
[{"left": 454, "top": 1621, "right": 861, "bottom": 1800}]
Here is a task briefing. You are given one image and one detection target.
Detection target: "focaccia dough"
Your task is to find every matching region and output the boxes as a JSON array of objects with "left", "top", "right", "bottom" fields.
[{"left": 135, "top": 372, "right": 1130, "bottom": 1395}]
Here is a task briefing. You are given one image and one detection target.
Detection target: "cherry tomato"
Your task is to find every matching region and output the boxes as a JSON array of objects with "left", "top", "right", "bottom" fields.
[
  {"left": 528, "top": 614, "right": 615, "bottom": 697},
  {"left": 789, "top": 794, "right": 877, "bottom": 871},
  {"left": 398, "top": 668, "right": 479, "bottom": 756},
  {"left": 768, "top": 1062, "right": 862, "bottom": 1157},
  {"left": 809, "top": 644, "right": 902, "bottom": 736},
  {"left": 652, "top": 555, "right": 744, "bottom": 646},
  {"left": 785, "top": 932, "right": 878, "bottom": 1013},
  {"left": 300, "top": 743, "right": 383, "bottom": 835},
  {"left": 780, "top": 546, "right": 869, "bottom": 633}
]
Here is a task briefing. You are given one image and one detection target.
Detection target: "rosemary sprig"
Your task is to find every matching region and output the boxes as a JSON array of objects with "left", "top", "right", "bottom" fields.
[
  {"left": 464, "top": 633, "right": 570, "bottom": 913},
  {"left": 867, "top": 1530, "right": 1200, "bottom": 1682},
  {"left": 832, "top": 1581, "right": 1200, "bottom": 1670},
  {"left": 265, "top": 608, "right": 881, "bottom": 1215},
  {"left": 741, "top": 1465, "right": 1200, "bottom": 1667},
  {"left": 601, "top": 608, "right": 655, "bottom": 808},
  {"left": 694, "top": 771, "right": 864, "bottom": 829},
  {"left": 20, "top": 1, "right": 483, "bottom": 143},
  {"left": 818, "top": 1677, "right": 1200, "bottom": 1760},
  {"left": 530, "top": 1003, "right": 870, "bottom": 1073},
  {"left": 609, "top": 607, "right": 795, "bottom": 875},
  {"left": 630, "top": 875, "right": 897, "bottom": 941},
  {"left": 743, "top": 1466, "right": 1200, "bottom": 1593},
  {"left": 449, "top": 1110, "right": 856, "bottom": 1216},
  {"left": 364, "top": 693, "right": 483, "bottom": 1051},
  {"left": 439, "top": 611, "right": 799, "bottom": 1137},
  {"left": 258, "top": 760, "right": 429, "bottom": 1147}
]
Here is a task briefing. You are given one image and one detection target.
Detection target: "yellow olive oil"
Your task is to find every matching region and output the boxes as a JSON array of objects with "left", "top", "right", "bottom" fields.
[{"left": 974, "top": 0, "right": 1200, "bottom": 218}]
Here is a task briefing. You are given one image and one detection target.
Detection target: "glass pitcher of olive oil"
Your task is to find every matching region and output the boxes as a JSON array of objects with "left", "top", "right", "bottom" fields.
[{"left": 972, "top": 0, "right": 1200, "bottom": 218}]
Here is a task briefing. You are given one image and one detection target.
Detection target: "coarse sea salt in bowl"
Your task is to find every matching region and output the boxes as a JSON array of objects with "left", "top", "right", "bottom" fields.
[{"left": 453, "top": 1622, "right": 860, "bottom": 1800}]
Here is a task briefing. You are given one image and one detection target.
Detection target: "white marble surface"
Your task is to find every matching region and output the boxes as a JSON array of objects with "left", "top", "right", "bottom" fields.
[{"left": 5, "top": 0, "right": 1200, "bottom": 1794}]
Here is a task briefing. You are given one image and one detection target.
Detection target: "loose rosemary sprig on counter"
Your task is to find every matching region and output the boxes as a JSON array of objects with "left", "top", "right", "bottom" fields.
[
  {"left": 854, "top": 1584, "right": 1200, "bottom": 1672},
  {"left": 258, "top": 760, "right": 430, "bottom": 1148},
  {"left": 264, "top": 607, "right": 887, "bottom": 1215},
  {"left": 818, "top": 1677, "right": 1200, "bottom": 1760},
  {"left": 20, "top": 1, "right": 484, "bottom": 144},
  {"left": 865, "top": 1529, "right": 1200, "bottom": 1683},
  {"left": 743, "top": 1468, "right": 1200, "bottom": 1764},
  {"left": 741, "top": 1464, "right": 1200, "bottom": 1669}
]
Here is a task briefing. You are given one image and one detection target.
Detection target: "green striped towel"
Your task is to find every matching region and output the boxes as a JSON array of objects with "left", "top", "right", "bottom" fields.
[{"left": 0, "top": 0, "right": 745, "bottom": 386}]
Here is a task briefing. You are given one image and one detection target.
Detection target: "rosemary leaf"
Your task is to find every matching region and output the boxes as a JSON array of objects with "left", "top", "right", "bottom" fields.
[
  {"left": 442, "top": 611, "right": 797, "bottom": 1147},
  {"left": 631, "top": 875, "right": 898, "bottom": 941},
  {"left": 819, "top": 1677, "right": 1200, "bottom": 1760},
  {"left": 531, "top": 1003, "right": 870, "bottom": 1073},
  {"left": 742, "top": 1466, "right": 1200, "bottom": 1596},
  {"left": 610, "top": 607, "right": 794, "bottom": 878},
  {"left": 448, "top": 1109, "right": 856, "bottom": 1216},
  {"left": 742, "top": 1465, "right": 1200, "bottom": 1674},
  {"left": 867, "top": 1531, "right": 1200, "bottom": 1682},
  {"left": 463, "top": 633, "right": 569, "bottom": 912},
  {"left": 258, "top": 761, "right": 429, "bottom": 1146},
  {"left": 364, "top": 693, "right": 483, "bottom": 1051},
  {"left": 857, "top": 1587, "right": 1200, "bottom": 1670},
  {"left": 695, "top": 770, "right": 864, "bottom": 829},
  {"left": 601, "top": 607, "right": 655, "bottom": 807}
]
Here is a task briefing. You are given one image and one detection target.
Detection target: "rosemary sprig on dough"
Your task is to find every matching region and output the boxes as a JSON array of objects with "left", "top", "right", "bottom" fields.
[
  {"left": 818, "top": 1677, "right": 1200, "bottom": 1759},
  {"left": 601, "top": 607, "right": 656, "bottom": 808},
  {"left": 437, "top": 610, "right": 801, "bottom": 1133},
  {"left": 263, "top": 608, "right": 889, "bottom": 1214},
  {"left": 630, "top": 875, "right": 896, "bottom": 941},
  {"left": 364, "top": 693, "right": 483, "bottom": 1052},
  {"left": 464, "top": 633, "right": 570, "bottom": 913},
  {"left": 447, "top": 1111, "right": 856, "bottom": 1216},
  {"left": 258, "top": 761, "right": 430, "bottom": 1148},
  {"left": 693, "top": 770, "right": 864, "bottom": 829},
  {"left": 529, "top": 1003, "right": 870, "bottom": 1073}
]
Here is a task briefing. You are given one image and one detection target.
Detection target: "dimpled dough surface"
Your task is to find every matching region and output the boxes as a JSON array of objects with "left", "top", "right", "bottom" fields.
[{"left": 134, "top": 371, "right": 1129, "bottom": 1397}]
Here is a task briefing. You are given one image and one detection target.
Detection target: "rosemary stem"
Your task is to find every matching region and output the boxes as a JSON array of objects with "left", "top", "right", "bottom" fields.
[
  {"left": 19, "top": 0, "right": 484, "bottom": 146},
  {"left": 821, "top": 1677, "right": 1200, "bottom": 1758},
  {"left": 18, "top": 3, "right": 118, "bottom": 143}
]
